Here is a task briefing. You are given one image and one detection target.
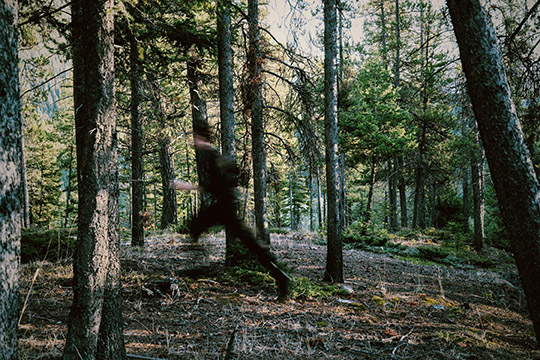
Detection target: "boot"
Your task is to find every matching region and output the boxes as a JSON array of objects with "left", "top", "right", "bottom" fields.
[{"left": 269, "top": 261, "right": 292, "bottom": 301}]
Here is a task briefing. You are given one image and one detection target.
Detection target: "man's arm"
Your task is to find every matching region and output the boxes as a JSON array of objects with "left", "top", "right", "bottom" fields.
[{"left": 169, "top": 179, "right": 203, "bottom": 192}]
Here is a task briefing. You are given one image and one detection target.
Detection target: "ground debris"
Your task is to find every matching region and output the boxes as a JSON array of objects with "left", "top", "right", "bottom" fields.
[{"left": 18, "top": 232, "right": 539, "bottom": 359}]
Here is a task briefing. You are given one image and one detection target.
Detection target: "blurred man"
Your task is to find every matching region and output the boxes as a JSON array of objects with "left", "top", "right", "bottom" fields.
[{"left": 171, "top": 124, "right": 291, "bottom": 300}]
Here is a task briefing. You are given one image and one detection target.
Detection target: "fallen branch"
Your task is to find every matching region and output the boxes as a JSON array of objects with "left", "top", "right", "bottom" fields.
[{"left": 224, "top": 325, "right": 238, "bottom": 360}]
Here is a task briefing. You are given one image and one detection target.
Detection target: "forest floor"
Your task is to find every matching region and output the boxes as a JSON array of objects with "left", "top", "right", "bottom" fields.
[{"left": 18, "top": 231, "right": 540, "bottom": 359}]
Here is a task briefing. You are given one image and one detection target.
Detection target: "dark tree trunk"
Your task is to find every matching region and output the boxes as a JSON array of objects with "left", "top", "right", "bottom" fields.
[
  {"left": 64, "top": 0, "right": 126, "bottom": 358},
  {"left": 247, "top": 0, "right": 270, "bottom": 244},
  {"left": 148, "top": 75, "right": 177, "bottom": 229},
  {"left": 217, "top": 0, "right": 241, "bottom": 263},
  {"left": 447, "top": 0, "right": 540, "bottom": 344},
  {"left": 388, "top": 158, "right": 398, "bottom": 230},
  {"left": 365, "top": 157, "right": 377, "bottom": 225},
  {"left": 413, "top": 123, "right": 426, "bottom": 229},
  {"left": 0, "top": 2, "right": 23, "bottom": 358},
  {"left": 130, "top": 35, "right": 144, "bottom": 247},
  {"left": 470, "top": 120, "right": 485, "bottom": 251},
  {"left": 324, "top": 0, "right": 343, "bottom": 283},
  {"left": 187, "top": 59, "right": 212, "bottom": 211},
  {"left": 397, "top": 156, "right": 408, "bottom": 228}
]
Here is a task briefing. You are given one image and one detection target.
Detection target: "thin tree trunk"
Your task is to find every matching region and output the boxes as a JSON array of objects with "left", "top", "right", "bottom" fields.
[
  {"left": 340, "top": 153, "right": 347, "bottom": 230},
  {"left": 397, "top": 156, "right": 407, "bottom": 228},
  {"left": 324, "top": 0, "right": 343, "bottom": 283},
  {"left": 187, "top": 59, "right": 212, "bottom": 211},
  {"left": 309, "top": 169, "right": 314, "bottom": 231},
  {"left": 247, "top": 0, "right": 270, "bottom": 244},
  {"left": 388, "top": 159, "right": 398, "bottom": 230},
  {"left": 0, "top": 1, "right": 23, "bottom": 357},
  {"left": 64, "top": 0, "right": 125, "bottom": 358},
  {"left": 317, "top": 167, "right": 323, "bottom": 229},
  {"left": 470, "top": 120, "right": 485, "bottom": 251},
  {"left": 21, "top": 134, "right": 31, "bottom": 228},
  {"left": 64, "top": 143, "right": 74, "bottom": 228},
  {"left": 365, "top": 157, "right": 377, "bottom": 226},
  {"left": 148, "top": 74, "right": 177, "bottom": 229},
  {"left": 130, "top": 35, "right": 144, "bottom": 247},
  {"left": 413, "top": 122, "right": 426, "bottom": 229},
  {"left": 447, "top": 0, "right": 540, "bottom": 343}
]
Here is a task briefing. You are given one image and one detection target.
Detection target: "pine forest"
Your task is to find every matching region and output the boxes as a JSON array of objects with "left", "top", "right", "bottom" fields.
[{"left": 2, "top": 0, "right": 540, "bottom": 358}]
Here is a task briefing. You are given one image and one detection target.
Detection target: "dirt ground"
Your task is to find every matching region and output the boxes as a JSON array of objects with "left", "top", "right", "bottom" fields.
[{"left": 18, "top": 232, "right": 540, "bottom": 359}]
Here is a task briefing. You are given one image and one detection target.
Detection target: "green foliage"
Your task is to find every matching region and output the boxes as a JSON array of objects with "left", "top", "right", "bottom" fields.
[
  {"left": 217, "top": 266, "right": 274, "bottom": 288},
  {"left": 21, "top": 228, "right": 77, "bottom": 263},
  {"left": 292, "top": 277, "right": 350, "bottom": 300},
  {"left": 339, "top": 60, "right": 413, "bottom": 166}
]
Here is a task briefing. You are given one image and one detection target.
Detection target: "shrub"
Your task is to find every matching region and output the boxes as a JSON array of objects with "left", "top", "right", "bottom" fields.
[{"left": 21, "top": 228, "right": 77, "bottom": 263}]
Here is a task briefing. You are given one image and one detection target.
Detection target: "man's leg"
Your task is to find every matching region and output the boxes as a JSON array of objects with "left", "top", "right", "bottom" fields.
[
  {"left": 227, "top": 214, "right": 291, "bottom": 298},
  {"left": 189, "top": 202, "right": 221, "bottom": 242}
]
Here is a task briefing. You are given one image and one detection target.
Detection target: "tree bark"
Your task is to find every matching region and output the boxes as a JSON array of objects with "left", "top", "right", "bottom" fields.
[
  {"left": 247, "top": 0, "right": 270, "bottom": 244},
  {"left": 447, "top": 0, "right": 540, "bottom": 344},
  {"left": 0, "top": 1, "right": 22, "bottom": 358},
  {"left": 64, "top": 0, "right": 126, "bottom": 358},
  {"left": 469, "top": 119, "right": 485, "bottom": 251},
  {"left": 187, "top": 59, "right": 212, "bottom": 211},
  {"left": 323, "top": 0, "right": 343, "bottom": 283},
  {"left": 148, "top": 74, "right": 177, "bottom": 229},
  {"left": 413, "top": 122, "right": 426, "bottom": 229},
  {"left": 216, "top": 0, "right": 241, "bottom": 263},
  {"left": 130, "top": 35, "right": 144, "bottom": 247}
]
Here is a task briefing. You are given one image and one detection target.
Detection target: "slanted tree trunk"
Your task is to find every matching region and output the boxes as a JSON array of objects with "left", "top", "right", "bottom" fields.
[
  {"left": 64, "top": 0, "right": 126, "bottom": 358},
  {"left": 0, "top": 2, "right": 23, "bottom": 358},
  {"left": 247, "top": 0, "right": 270, "bottom": 244},
  {"left": 187, "top": 59, "right": 212, "bottom": 211},
  {"left": 447, "top": 0, "right": 540, "bottom": 343},
  {"left": 130, "top": 35, "right": 144, "bottom": 247},
  {"left": 324, "top": 0, "right": 343, "bottom": 283}
]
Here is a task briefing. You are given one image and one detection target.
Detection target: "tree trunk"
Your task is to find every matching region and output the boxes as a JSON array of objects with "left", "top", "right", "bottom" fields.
[
  {"left": 470, "top": 120, "right": 485, "bottom": 251},
  {"left": 187, "top": 59, "right": 212, "bottom": 211},
  {"left": 397, "top": 156, "right": 408, "bottom": 228},
  {"left": 64, "top": 0, "right": 126, "bottom": 358},
  {"left": 130, "top": 35, "right": 144, "bottom": 247},
  {"left": 148, "top": 75, "right": 177, "bottom": 229},
  {"left": 413, "top": 122, "right": 426, "bottom": 229},
  {"left": 324, "top": 0, "right": 343, "bottom": 283},
  {"left": 388, "top": 158, "right": 398, "bottom": 230},
  {"left": 317, "top": 167, "right": 323, "bottom": 229},
  {"left": 365, "top": 157, "right": 377, "bottom": 226},
  {"left": 64, "top": 144, "right": 74, "bottom": 228},
  {"left": 217, "top": 0, "right": 241, "bottom": 263},
  {"left": 247, "top": 0, "right": 270, "bottom": 244},
  {"left": 447, "top": 0, "right": 540, "bottom": 344},
  {"left": 0, "top": 2, "right": 22, "bottom": 358}
]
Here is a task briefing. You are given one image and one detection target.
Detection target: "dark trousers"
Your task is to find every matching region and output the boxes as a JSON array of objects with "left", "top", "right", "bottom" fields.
[{"left": 189, "top": 201, "right": 289, "bottom": 291}]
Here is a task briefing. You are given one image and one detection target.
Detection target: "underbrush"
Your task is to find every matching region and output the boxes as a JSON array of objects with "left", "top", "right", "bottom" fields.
[
  {"left": 21, "top": 228, "right": 77, "bottom": 263},
  {"left": 342, "top": 224, "right": 508, "bottom": 270}
]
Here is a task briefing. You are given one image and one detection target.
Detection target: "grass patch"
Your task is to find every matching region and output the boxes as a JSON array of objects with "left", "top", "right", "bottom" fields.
[{"left": 292, "top": 277, "right": 350, "bottom": 300}]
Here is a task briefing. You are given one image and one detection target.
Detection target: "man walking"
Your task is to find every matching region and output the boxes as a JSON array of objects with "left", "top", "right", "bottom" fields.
[{"left": 171, "top": 124, "right": 291, "bottom": 300}]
